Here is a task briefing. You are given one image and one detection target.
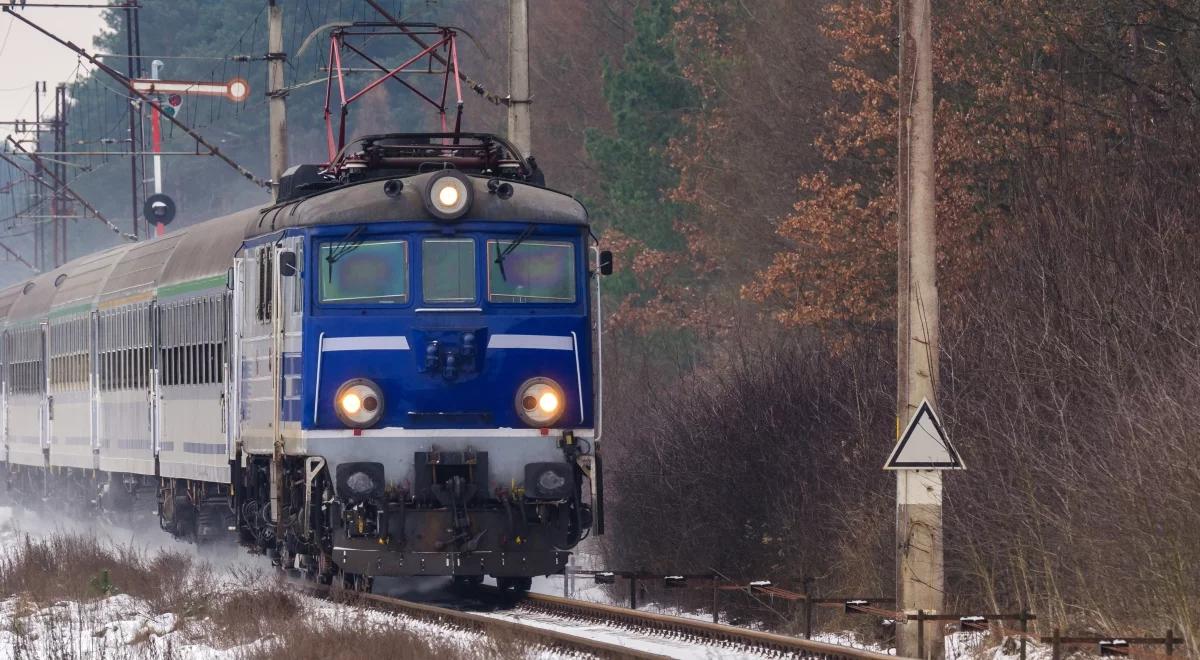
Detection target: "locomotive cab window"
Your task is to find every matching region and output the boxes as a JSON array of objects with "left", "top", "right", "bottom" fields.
[
  {"left": 422, "top": 238, "right": 476, "bottom": 303},
  {"left": 319, "top": 239, "right": 409, "bottom": 304},
  {"left": 487, "top": 240, "right": 575, "bottom": 303}
]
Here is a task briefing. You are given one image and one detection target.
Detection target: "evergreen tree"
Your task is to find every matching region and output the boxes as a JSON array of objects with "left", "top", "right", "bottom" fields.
[{"left": 586, "top": 0, "right": 694, "bottom": 251}]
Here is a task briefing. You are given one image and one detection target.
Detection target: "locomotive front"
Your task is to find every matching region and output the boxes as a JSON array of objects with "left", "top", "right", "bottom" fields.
[{"left": 239, "top": 136, "right": 607, "bottom": 590}]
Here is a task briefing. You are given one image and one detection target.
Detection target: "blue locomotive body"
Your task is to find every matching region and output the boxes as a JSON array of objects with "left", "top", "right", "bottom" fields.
[
  {"left": 0, "top": 134, "right": 607, "bottom": 588},
  {"left": 297, "top": 221, "right": 593, "bottom": 432}
]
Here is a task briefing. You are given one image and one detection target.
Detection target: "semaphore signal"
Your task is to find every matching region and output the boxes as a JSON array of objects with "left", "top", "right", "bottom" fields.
[{"left": 132, "top": 67, "right": 252, "bottom": 236}]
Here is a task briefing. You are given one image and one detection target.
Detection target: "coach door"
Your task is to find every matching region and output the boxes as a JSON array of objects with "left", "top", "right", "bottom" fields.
[
  {"left": 158, "top": 295, "right": 229, "bottom": 483},
  {"left": 5, "top": 324, "right": 46, "bottom": 467},
  {"left": 39, "top": 321, "right": 48, "bottom": 456},
  {"left": 96, "top": 304, "right": 156, "bottom": 475}
]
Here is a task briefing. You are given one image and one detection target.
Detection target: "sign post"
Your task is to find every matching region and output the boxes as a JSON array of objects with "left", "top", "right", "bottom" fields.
[{"left": 886, "top": 397, "right": 964, "bottom": 660}]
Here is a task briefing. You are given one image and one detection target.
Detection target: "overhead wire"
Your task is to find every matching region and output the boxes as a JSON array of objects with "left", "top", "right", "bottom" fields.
[
  {"left": 1, "top": 0, "right": 427, "bottom": 267},
  {"left": 0, "top": 6, "right": 272, "bottom": 270},
  {"left": 0, "top": 14, "right": 13, "bottom": 61}
]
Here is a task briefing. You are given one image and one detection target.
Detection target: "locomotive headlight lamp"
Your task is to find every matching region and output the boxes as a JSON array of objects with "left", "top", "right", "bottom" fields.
[
  {"left": 423, "top": 170, "right": 473, "bottom": 220},
  {"left": 335, "top": 378, "right": 384, "bottom": 428},
  {"left": 515, "top": 377, "right": 565, "bottom": 427}
]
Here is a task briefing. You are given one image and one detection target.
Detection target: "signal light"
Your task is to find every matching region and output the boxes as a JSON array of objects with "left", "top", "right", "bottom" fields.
[{"left": 162, "top": 93, "right": 183, "bottom": 118}]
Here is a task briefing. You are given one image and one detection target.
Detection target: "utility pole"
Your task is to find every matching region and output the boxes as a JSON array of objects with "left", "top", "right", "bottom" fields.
[
  {"left": 32, "top": 81, "right": 45, "bottom": 270},
  {"left": 506, "top": 0, "right": 531, "bottom": 156},
  {"left": 52, "top": 83, "right": 67, "bottom": 266},
  {"left": 123, "top": 4, "right": 142, "bottom": 238},
  {"left": 267, "top": 0, "right": 288, "bottom": 200},
  {"left": 895, "top": 0, "right": 942, "bottom": 658}
]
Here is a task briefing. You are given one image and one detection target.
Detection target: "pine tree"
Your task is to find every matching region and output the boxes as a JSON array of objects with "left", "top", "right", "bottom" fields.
[{"left": 586, "top": 0, "right": 695, "bottom": 252}]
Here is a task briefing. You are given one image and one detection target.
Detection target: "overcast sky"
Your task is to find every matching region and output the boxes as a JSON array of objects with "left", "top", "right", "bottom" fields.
[{"left": 0, "top": 4, "right": 107, "bottom": 134}]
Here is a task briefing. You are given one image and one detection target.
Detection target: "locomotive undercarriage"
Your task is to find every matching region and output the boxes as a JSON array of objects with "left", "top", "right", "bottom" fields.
[{"left": 232, "top": 451, "right": 591, "bottom": 590}]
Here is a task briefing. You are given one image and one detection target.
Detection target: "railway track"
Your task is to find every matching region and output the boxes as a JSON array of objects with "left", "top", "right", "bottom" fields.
[
  {"left": 302, "top": 581, "right": 900, "bottom": 659},
  {"left": 479, "top": 586, "right": 902, "bottom": 659},
  {"left": 300, "top": 583, "right": 671, "bottom": 659}
]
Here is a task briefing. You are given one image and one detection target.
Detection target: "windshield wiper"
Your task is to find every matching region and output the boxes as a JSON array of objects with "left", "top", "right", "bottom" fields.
[
  {"left": 494, "top": 224, "right": 536, "bottom": 281},
  {"left": 325, "top": 225, "right": 366, "bottom": 282}
]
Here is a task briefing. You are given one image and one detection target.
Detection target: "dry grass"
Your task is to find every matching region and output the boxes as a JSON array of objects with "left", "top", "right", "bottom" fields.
[
  {"left": 0, "top": 532, "right": 516, "bottom": 659},
  {"left": 238, "top": 622, "right": 482, "bottom": 660},
  {"left": 0, "top": 533, "right": 215, "bottom": 614}
]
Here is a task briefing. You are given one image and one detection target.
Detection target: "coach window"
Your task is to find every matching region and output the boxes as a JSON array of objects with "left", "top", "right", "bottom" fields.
[
  {"left": 486, "top": 240, "right": 575, "bottom": 303},
  {"left": 256, "top": 248, "right": 274, "bottom": 322},
  {"left": 422, "top": 238, "right": 475, "bottom": 303},
  {"left": 292, "top": 244, "right": 304, "bottom": 314},
  {"left": 320, "top": 240, "right": 409, "bottom": 304}
]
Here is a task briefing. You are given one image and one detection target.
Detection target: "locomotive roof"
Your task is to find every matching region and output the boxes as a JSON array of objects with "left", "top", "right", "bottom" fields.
[
  {"left": 0, "top": 169, "right": 588, "bottom": 325},
  {"left": 251, "top": 170, "right": 587, "bottom": 236}
]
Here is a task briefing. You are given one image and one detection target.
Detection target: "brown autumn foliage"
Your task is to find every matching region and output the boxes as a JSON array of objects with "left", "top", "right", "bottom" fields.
[{"left": 592, "top": 0, "right": 1200, "bottom": 651}]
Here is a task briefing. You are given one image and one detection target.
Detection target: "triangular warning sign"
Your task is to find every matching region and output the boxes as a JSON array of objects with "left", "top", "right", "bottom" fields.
[{"left": 884, "top": 399, "right": 964, "bottom": 470}]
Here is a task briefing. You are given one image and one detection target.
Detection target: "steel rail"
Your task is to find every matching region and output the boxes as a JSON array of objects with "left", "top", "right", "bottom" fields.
[
  {"left": 297, "top": 584, "right": 670, "bottom": 660},
  {"left": 498, "top": 588, "right": 906, "bottom": 660}
]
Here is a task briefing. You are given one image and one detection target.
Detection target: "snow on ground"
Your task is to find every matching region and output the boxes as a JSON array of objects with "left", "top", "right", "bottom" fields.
[
  {"left": 812, "top": 631, "right": 893, "bottom": 655},
  {"left": 0, "top": 593, "right": 265, "bottom": 660},
  {"left": 0, "top": 589, "right": 516, "bottom": 660},
  {"left": 0, "top": 506, "right": 534, "bottom": 659},
  {"left": 483, "top": 606, "right": 774, "bottom": 660},
  {"left": 945, "top": 630, "right": 1058, "bottom": 660},
  {"left": 0, "top": 504, "right": 1038, "bottom": 660}
]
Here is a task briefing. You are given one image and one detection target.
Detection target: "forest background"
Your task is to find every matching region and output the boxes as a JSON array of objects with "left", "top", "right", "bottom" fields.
[{"left": 0, "top": 0, "right": 1196, "bottom": 649}]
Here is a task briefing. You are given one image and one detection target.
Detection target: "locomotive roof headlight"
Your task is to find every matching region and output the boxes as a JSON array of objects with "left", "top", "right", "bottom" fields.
[
  {"left": 515, "top": 377, "right": 565, "bottom": 427},
  {"left": 335, "top": 378, "right": 385, "bottom": 428},
  {"left": 424, "top": 170, "right": 473, "bottom": 220}
]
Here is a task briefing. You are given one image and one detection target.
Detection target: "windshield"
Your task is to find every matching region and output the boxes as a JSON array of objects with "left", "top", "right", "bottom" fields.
[
  {"left": 422, "top": 238, "right": 476, "bottom": 303},
  {"left": 319, "top": 239, "right": 409, "bottom": 304},
  {"left": 487, "top": 240, "right": 575, "bottom": 303}
]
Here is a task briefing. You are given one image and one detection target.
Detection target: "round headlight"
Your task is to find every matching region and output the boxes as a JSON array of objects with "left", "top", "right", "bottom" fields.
[
  {"left": 515, "top": 377, "right": 565, "bottom": 427},
  {"left": 423, "top": 171, "right": 473, "bottom": 220},
  {"left": 334, "top": 378, "right": 385, "bottom": 428}
]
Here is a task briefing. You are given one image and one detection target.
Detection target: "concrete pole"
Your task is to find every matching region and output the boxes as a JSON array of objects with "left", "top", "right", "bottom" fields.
[
  {"left": 896, "top": 1, "right": 943, "bottom": 659},
  {"left": 507, "top": 0, "right": 532, "bottom": 156},
  {"left": 267, "top": 0, "right": 288, "bottom": 200},
  {"left": 53, "top": 83, "right": 67, "bottom": 266},
  {"left": 122, "top": 6, "right": 140, "bottom": 239}
]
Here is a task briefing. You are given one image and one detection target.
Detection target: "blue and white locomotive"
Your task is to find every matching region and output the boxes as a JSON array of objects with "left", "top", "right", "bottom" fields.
[{"left": 1, "top": 133, "right": 608, "bottom": 590}]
